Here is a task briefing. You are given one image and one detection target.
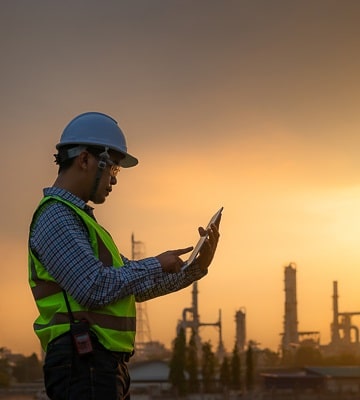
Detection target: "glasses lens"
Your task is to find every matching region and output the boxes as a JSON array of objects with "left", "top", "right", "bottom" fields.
[
  {"left": 92, "top": 152, "right": 120, "bottom": 177},
  {"left": 107, "top": 160, "right": 120, "bottom": 177},
  {"left": 110, "top": 165, "right": 120, "bottom": 177}
]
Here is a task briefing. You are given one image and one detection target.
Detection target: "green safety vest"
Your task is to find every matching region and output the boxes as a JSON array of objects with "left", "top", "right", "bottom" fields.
[{"left": 28, "top": 195, "right": 136, "bottom": 352}]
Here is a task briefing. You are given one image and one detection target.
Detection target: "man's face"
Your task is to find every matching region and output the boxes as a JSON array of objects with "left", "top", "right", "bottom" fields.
[{"left": 88, "top": 151, "right": 123, "bottom": 204}]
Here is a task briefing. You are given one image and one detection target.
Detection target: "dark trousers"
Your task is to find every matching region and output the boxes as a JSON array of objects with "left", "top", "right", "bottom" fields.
[{"left": 43, "top": 333, "right": 131, "bottom": 400}]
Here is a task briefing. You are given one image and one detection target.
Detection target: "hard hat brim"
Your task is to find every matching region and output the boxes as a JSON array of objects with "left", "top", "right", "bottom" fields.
[
  {"left": 119, "top": 152, "right": 138, "bottom": 168},
  {"left": 56, "top": 141, "right": 138, "bottom": 168}
]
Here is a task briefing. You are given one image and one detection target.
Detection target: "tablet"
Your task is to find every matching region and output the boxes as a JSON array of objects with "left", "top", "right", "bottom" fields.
[{"left": 182, "top": 206, "right": 223, "bottom": 270}]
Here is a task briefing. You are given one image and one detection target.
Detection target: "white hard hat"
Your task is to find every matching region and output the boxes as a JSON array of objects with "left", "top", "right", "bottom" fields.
[{"left": 56, "top": 112, "right": 138, "bottom": 168}]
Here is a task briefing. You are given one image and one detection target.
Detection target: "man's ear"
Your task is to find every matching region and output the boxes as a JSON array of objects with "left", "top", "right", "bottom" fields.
[{"left": 77, "top": 151, "right": 90, "bottom": 171}]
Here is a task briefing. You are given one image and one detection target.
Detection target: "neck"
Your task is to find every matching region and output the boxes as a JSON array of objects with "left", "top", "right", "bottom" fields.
[{"left": 53, "top": 173, "right": 90, "bottom": 203}]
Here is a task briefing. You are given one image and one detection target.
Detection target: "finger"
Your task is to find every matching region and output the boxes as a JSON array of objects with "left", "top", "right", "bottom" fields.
[
  {"left": 198, "top": 226, "right": 207, "bottom": 237},
  {"left": 198, "top": 224, "right": 219, "bottom": 244},
  {"left": 209, "top": 223, "right": 220, "bottom": 243},
  {"left": 202, "top": 227, "right": 219, "bottom": 256},
  {"left": 171, "top": 246, "right": 194, "bottom": 256}
]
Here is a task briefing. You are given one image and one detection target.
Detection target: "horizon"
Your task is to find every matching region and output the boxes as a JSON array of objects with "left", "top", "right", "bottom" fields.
[{"left": 1, "top": 0, "right": 360, "bottom": 358}]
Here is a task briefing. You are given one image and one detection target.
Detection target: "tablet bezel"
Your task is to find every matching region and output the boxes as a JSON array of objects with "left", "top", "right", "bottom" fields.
[{"left": 182, "top": 206, "right": 223, "bottom": 270}]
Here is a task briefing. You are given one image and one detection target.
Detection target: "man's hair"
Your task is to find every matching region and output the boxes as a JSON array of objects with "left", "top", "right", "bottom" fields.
[{"left": 54, "top": 145, "right": 106, "bottom": 174}]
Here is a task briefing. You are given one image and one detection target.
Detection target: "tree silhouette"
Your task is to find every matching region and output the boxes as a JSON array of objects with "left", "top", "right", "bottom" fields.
[
  {"left": 294, "top": 345, "right": 323, "bottom": 367},
  {"left": 0, "top": 348, "right": 11, "bottom": 388},
  {"left": 230, "top": 343, "right": 241, "bottom": 391},
  {"left": 201, "top": 341, "right": 216, "bottom": 393},
  {"left": 169, "top": 327, "right": 187, "bottom": 396},
  {"left": 245, "top": 344, "right": 254, "bottom": 391},
  {"left": 186, "top": 329, "right": 199, "bottom": 393},
  {"left": 219, "top": 356, "right": 231, "bottom": 391},
  {"left": 12, "top": 353, "right": 43, "bottom": 383}
]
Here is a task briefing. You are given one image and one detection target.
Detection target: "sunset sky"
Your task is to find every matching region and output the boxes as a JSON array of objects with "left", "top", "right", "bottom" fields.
[{"left": 1, "top": 0, "right": 360, "bottom": 357}]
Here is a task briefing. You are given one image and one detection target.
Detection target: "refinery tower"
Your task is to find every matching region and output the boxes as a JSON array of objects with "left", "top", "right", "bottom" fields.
[
  {"left": 281, "top": 263, "right": 320, "bottom": 356},
  {"left": 281, "top": 263, "right": 299, "bottom": 353}
]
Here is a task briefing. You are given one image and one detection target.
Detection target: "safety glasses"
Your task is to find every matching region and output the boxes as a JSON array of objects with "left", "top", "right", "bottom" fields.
[
  {"left": 105, "top": 158, "right": 121, "bottom": 178},
  {"left": 97, "top": 157, "right": 121, "bottom": 177}
]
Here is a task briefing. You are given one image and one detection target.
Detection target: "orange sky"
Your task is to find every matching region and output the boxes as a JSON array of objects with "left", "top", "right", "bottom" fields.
[{"left": 1, "top": 0, "right": 360, "bottom": 357}]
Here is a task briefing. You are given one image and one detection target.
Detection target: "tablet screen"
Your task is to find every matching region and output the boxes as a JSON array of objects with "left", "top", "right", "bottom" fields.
[{"left": 182, "top": 206, "right": 223, "bottom": 270}]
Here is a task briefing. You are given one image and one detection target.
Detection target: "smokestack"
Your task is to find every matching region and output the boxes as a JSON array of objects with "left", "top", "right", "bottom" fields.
[
  {"left": 282, "top": 263, "right": 299, "bottom": 351},
  {"left": 235, "top": 308, "right": 246, "bottom": 352},
  {"left": 331, "top": 280, "right": 340, "bottom": 344}
]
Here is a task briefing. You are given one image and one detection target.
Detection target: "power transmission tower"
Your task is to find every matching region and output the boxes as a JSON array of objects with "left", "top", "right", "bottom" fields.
[{"left": 131, "top": 233, "right": 152, "bottom": 358}]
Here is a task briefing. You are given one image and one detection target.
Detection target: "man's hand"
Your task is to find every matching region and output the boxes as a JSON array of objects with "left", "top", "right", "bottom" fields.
[
  {"left": 156, "top": 247, "right": 193, "bottom": 273},
  {"left": 195, "top": 219, "right": 221, "bottom": 272},
  {"left": 155, "top": 215, "right": 221, "bottom": 274}
]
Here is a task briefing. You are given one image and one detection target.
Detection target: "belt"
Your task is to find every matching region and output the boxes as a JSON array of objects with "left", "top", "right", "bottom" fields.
[{"left": 49, "top": 332, "right": 133, "bottom": 362}]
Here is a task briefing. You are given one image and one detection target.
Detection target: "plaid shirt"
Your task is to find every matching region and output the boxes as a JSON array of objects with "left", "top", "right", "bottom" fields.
[{"left": 29, "top": 187, "right": 206, "bottom": 309}]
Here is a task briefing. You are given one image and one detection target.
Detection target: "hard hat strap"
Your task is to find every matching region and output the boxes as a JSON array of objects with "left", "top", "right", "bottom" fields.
[
  {"left": 54, "top": 145, "right": 87, "bottom": 165},
  {"left": 89, "top": 147, "right": 110, "bottom": 201},
  {"left": 67, "top": 146, "right": 87, "bottom": 159}
]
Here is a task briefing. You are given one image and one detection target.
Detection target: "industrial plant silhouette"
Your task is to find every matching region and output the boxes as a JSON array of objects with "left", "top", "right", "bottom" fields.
[{"left": 132, "top": 232, "right": 360, "bottom": 361}]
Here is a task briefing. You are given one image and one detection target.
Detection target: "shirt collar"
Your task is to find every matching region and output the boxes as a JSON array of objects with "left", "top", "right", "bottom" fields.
[{"left": 43, "top": 187, "right": 95, "bottom": 215}]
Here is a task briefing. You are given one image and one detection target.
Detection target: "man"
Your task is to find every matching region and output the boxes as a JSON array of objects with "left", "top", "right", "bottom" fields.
[{"left": 28, "top": 111, "right": 221, "bottom": 400}]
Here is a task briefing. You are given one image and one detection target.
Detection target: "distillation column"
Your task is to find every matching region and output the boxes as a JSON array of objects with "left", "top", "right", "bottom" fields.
[
  {"left": 282, "top": 263, "right": 299, "bottom": 352},
  {"left": 331, "top": 281, "right": 360, "bottom": 347},
  {"left": 178, "top": 281, "right": 224, "bottom": 359},
  {"left": 331, "top": 280, "right": 340, "bottom": 345},
  {"left": 235, "top": 308, "right": 246, "bottom": 352}
]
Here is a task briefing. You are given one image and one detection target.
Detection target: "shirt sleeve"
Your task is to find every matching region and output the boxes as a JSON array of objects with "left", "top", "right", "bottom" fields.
[
  {"left": 30, "top": 201, "right": 206, "bottom": 309},
  {"left": 120, "top": 254, "right": 207, "bottom": 303}
]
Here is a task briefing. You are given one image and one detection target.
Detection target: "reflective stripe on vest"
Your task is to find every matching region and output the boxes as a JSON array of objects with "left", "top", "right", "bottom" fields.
[{"left": 29, "top": 195, "right": 136, "bottom": 352}]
